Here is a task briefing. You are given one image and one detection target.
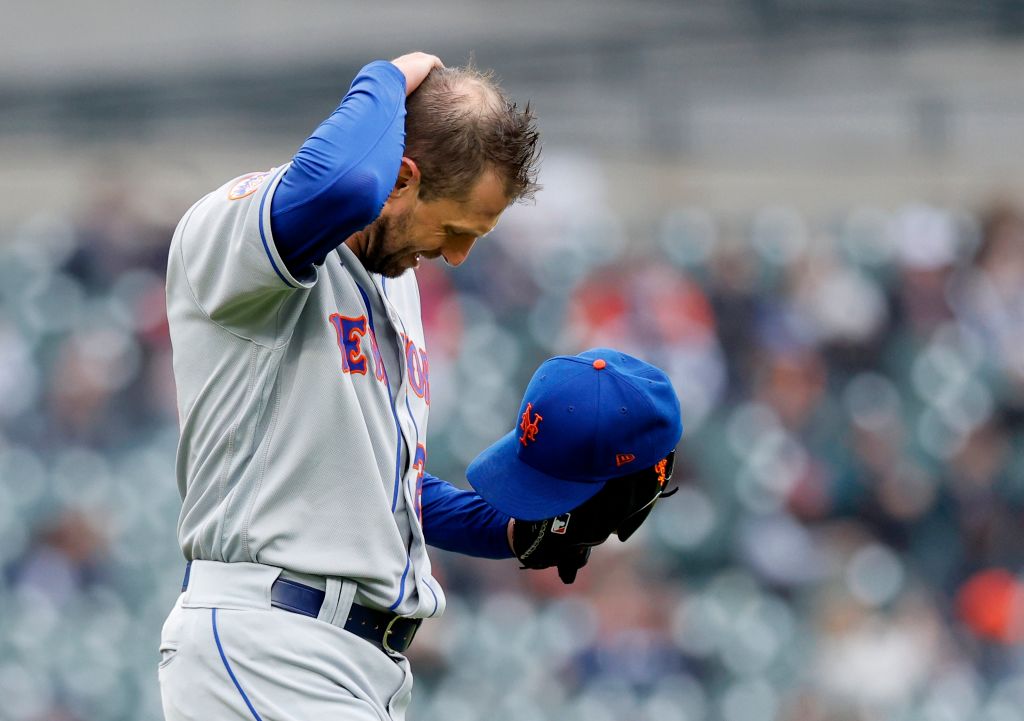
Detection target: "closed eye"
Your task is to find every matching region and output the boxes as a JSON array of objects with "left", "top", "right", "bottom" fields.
[{"left": 445, "top": 225, "right": 484, "bottom": 239}]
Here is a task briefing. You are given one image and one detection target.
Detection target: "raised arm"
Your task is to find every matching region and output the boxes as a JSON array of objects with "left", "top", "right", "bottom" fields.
[
  {"left": 270, "top": 53, "right": 444, "bottom": 278},
  {"left": 270, "top": 61, "right": 404, "bottom": 276}
]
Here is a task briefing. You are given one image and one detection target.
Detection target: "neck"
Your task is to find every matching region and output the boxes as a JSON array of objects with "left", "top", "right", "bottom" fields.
[{"left": 344, "top": 230, "right": 368, "bottom": 262}]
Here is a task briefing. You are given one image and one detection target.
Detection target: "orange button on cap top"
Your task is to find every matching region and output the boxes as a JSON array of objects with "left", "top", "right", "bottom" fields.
[{"left": 592, "top": 359, "right": 607, "bottom": 370}]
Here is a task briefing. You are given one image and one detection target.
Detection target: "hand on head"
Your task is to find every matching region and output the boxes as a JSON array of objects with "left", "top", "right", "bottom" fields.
[{"left": 390, "top": 52, "right": 445, "bottom": 96}]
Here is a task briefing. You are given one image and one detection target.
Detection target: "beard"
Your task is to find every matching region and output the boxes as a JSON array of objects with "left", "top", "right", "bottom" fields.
[{"left": 358, "top": 210, "right": 418, "bottom": 278}]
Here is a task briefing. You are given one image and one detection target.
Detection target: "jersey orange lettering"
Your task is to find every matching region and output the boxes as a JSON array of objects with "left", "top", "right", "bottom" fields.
[
  {"left": 368, "top": 328, "right": 387, "bottom": 383},
  {"left": 402, "top": 335, "right": 430, "bottom": 403},
  {"left": 328, "top": 314, "right": 368, "bottom": 375},
  {"left": 419, "top": 348, "right": 430, "bottom": 406},
  {"left": 405, "top": 336, "right": 426, "bottom": 398}
]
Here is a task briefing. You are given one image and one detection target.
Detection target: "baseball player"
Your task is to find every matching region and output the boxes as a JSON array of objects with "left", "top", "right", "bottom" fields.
[{"left": 158, "top": 49, "right": 681, "bottom": 721}]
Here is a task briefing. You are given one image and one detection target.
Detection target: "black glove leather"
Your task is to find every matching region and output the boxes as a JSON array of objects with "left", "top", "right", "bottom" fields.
[{"left": 510, "top": 452, "right": 675, "bottom": 584}]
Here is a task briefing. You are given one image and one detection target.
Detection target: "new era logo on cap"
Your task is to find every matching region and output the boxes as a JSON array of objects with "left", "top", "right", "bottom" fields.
[{"left": 615, "top": 453, "right": 636, "bottom": 467}]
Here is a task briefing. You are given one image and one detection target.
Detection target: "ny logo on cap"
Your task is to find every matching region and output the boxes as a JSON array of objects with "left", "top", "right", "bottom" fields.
[{"left": 519, "top": 403, "right": 543, "bottom": 446}]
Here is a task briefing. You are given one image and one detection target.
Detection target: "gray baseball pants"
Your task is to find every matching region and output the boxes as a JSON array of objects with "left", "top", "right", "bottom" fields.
[{"left": 157, "top": 561, "right": 414, "bottom": 721}]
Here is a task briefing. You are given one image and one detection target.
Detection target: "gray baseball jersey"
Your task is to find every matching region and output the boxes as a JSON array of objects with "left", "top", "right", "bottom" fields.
[{"left": 166, "top": 165, "right": 443, "bottom": 619}]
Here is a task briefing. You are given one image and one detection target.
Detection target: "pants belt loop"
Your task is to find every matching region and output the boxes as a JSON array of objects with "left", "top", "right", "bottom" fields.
[{"left": 317, "top": 577, "right": 356, "bottom": 631}]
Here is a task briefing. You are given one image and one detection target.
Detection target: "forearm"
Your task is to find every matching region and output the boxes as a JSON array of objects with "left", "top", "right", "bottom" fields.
[
  {"left": 270, "top": 60, "right": 407, "bottom": 275},
  {"left": 420, "top": 473, "right": 515, "bottom": 559}
]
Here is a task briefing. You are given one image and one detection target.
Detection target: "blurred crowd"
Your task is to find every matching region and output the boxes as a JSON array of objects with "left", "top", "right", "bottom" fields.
[{"left": 1, "top": 165, "right": 1024, "bottom": 721}]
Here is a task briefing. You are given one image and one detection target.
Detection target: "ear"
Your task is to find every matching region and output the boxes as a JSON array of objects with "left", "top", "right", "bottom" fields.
[{"left": 389, "top": 157, "right": 421, "bottom": 199}]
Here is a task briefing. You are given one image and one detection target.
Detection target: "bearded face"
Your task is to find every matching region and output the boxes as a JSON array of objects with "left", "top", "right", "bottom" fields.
[
  {"left": 358, "top": 209, "right": 419, "bottom": 278},
  {"left": 347, "top": 167, "right": 509, "bottom": 278}
]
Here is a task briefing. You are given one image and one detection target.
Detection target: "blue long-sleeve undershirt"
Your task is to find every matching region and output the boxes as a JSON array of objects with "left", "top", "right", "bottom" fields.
[
  {"left": 420, "top": 473, "right": 514, "bottom": 559},
  {"left": 270, "top": 60, "right": 407, "bottom": 278}
]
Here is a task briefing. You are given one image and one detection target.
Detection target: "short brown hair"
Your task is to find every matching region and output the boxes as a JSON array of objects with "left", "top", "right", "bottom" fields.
[{"left": 404, "top": 65, "right": 541, "bottom": 204}]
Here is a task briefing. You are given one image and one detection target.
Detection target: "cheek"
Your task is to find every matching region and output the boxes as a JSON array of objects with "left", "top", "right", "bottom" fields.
[
  {"left": 420, "top": 229, "right": 448, "bottom": 252},
  {"left": 406, "top": 207, "right": 448, "bottom": 252},
  {"left": 405, "top": 229, "right": 435, "bottom": 254}
]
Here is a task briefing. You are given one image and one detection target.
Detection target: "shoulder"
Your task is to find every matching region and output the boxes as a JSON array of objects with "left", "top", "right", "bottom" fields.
[
  {"left": 178, "top": 167, "right": 284, "bottom": 236},
  {"left": 225, "top": 171, "right": 272, "bottom": 201}
]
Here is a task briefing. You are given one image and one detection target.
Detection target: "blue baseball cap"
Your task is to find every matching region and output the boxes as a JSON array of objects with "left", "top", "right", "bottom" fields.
[{"left": 466, "top": 348, "right": 683, "bottom": 521}]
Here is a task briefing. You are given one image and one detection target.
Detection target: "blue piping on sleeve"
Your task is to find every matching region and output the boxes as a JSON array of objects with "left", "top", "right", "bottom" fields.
[
  {"left": 257, "top": 167, "right": 295, "bottom": 288},
  {"left": 212, "top": 609, "right": 265, "bottom": 721}
]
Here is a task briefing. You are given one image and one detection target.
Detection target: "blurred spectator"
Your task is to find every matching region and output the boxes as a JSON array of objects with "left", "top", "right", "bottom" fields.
[
  {"left": 564, "top": 550, "right": 685, "bottom": 694},
  {"left": 954, "top": 205, "right": 1024, "bottom": 427},
  {"left": 8, "top": 509, "right": 110, "bottom": 606},
  {"left": 892, "top": 204, "right": 961, "bottom": 338},
  {"left": 563, "top": 260, "right": 726, "bottom": 432}
]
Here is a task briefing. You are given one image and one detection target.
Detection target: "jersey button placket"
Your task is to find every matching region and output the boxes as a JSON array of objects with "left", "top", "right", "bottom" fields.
[
  {"left": 382, "top": 296, "right": 422, "bottom": 524},
  {"left": 383, "top": 299, "right": 417, "bottom": 470}
]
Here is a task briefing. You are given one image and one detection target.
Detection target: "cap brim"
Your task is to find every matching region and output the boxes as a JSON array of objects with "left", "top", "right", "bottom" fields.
[{"left": 466, "top": 430, "right": 608, "bottom": 521}]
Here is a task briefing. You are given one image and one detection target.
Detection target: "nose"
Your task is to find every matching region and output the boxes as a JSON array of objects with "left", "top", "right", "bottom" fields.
[{"left": 441, "top": 236, "right": 477, "bottom": 268}]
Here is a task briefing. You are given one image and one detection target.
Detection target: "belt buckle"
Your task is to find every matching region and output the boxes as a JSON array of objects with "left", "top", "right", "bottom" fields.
[{"left": 382, "top": 615, "right": 419, "bottom": 654}]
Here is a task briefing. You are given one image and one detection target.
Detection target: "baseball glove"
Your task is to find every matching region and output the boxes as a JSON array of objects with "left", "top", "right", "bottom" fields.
[{"left": 511, "top": 452, "right": 676, "bottom": 583}]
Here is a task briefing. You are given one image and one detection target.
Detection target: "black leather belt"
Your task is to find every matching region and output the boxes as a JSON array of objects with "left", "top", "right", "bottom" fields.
[{"left": 181, "top": 562, "right": 420, "bottom": 654}]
